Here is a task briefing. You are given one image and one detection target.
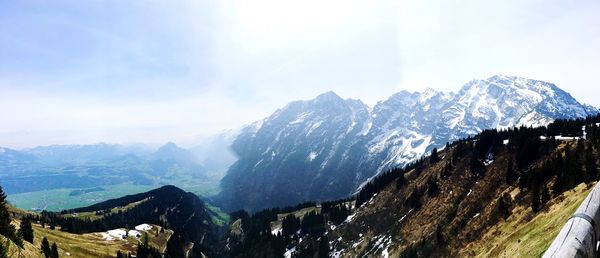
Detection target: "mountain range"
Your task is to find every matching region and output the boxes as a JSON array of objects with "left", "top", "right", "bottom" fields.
[
  {"left": 223, "top": 115, "right": 600, "bottom": 257},
  {"left": 0, "top": 142, "right": 206, "bottom": 195},
  {"left": 219, "top": 75, "right": 598, "bottom": 211}
]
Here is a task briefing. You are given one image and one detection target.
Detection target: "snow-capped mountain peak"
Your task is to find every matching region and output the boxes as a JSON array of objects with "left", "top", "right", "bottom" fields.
[{"left": 219, "top": 75, "right": 598, "bottom": 211}]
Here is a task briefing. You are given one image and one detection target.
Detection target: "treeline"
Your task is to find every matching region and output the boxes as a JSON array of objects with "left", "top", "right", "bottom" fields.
[
  {"left": 227, "top": 199, "right": 352, "bottom": 258},
  {"left": 546, "top": 117, "right": 588, "bottom": 137}
]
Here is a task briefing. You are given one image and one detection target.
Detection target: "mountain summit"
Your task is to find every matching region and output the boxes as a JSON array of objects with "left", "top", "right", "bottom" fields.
[{"left": 219, "top": 76, "right": 598, "bottom": 211}]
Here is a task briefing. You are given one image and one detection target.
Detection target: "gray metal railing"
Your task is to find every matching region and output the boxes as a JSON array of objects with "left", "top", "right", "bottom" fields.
[{"left": 543, "top": 183, "right": 600, "bottom": 258}]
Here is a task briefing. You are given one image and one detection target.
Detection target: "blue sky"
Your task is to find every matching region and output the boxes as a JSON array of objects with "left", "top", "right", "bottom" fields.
[{"left": 1, "top": 0, "right": 599, "bottom": 148}]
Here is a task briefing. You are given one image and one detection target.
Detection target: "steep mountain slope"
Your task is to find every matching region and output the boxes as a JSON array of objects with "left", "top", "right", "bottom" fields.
[
  {"left": 219, "top": 75, "right": 598, "bottom": 211},
  {"left": 327, "top": 122, "right": 600, "bottom": 257},
  {"left": 220, "top": 92, "right": 371, "bottom": 211},
  {"left": 224, "top": 116, "right": 600, "bottom": 258}
]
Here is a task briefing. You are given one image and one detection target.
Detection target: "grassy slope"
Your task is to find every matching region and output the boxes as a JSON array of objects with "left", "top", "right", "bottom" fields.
[
  {"left": 28, "top": 223, "right": 172, "bottom": 258},
  {"left": 1, "top": 235, "right": 42, "bottom": 258},
  {"left": 323, "top": 140, "right": 597, "bottom": 258},
  {"left": 462, "top": 182, "right": 593, "bottom": 258},
  {"left": 206, "top": 202, "right": 230, "bottom": 227},
  {"left": 7, "top": 202, "right": 173, "bottom": 258}
]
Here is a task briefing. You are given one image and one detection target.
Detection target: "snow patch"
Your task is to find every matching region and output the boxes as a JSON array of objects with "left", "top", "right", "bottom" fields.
[
  {"left": 101, "top": 229, "right": 127, "bottom": 240},
  {"left": 271, "top": 227, "right": 282, "bottom": 236},
  {"left": 382, "top": 247, "right": 390, "bottom": 258},
  {"left": 128, "top": 230, "right": 142, "bottom": 238},
  {"left": 135, "top": 224, "right": 152, "bottom": 231},
  {"left": 284, "top": 247, "right": 296, "bottom": 258},
  {"left": 308, "top": 151, "right": 318, "bottom": 162},
  {"left": 290, "top": 113, "right": 309, "bottom": 125},
  {"left": 344, "top": 214, "right": 356, "bottom": 223}
]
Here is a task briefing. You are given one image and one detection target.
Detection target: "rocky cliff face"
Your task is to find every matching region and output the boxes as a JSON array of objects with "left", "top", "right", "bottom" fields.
[{"left": 219, "top": 75, "right": 598, "bottom": 211}]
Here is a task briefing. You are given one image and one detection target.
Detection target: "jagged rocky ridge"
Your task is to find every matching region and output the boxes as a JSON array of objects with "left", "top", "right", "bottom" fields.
[
  {"left": 219, "top": 75, "right": 598, "bottom": 211},
  {"left": 223, "top": 115, "right": 600, "bottom": 257}
]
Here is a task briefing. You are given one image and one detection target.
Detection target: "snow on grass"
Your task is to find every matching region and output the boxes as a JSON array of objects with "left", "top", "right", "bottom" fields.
[
  {"left": 128, "top": 230, "right": 141, "bottom": 238},
  {"left": 362, "top": 235, "right": 393, "bottom": 257},
  {"left": 484, "top": 158, "right": 494, "bottom": 166},
  {"left": 382, "top": 247, "right": 390, "bottom": 258},
  {"left": 101, "top": 229, "right": 127, "bottom": 241},
  {"left": 352, "top": 238, "right": 364, "bottom": 248},
  {"left": 271, "top": 227, "right": 282, "bottom": 236},
  {"left": 100, "top": 233, "right": 114, "bottom": 241},
  {"left": 284, "top": 247, "right": 296, "bottom": 258},
  {"left": 135, "top": 224, "right": 152, "bottom": 231},
  {"left": 331, "top": 250, "right": 343, "bottom": 258}
]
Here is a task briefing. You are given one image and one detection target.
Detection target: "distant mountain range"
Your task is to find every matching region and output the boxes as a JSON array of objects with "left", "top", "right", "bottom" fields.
[
  {"left": 0, "top": 142, "right": 207, "bottom": 194},
  {"left": 219, "top": 75, "right": 598, "bottom": 211}
]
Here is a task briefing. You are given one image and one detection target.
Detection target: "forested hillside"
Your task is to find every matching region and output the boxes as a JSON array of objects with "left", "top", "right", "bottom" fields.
[
  {"left": 9, "top": 185, "right": 221, "bottom": 258},
  {"left": 223, "top": 114, "right": 600, "bottom": 257}
]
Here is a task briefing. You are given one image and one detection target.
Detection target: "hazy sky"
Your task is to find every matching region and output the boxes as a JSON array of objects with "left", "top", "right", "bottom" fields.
[{"left": 1, "top": 0, "right": 599, "bottom": 148}]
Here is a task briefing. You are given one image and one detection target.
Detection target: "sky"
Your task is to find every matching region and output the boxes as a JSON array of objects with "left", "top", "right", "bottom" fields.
[{"left": 1, "top": 0, "right": 599, "bottom": 148}]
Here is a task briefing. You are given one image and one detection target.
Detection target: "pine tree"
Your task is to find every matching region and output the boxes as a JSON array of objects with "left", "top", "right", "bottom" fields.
[
  {"left": 318, "top": 237, "right": 329, "bottom": 258},
  {"left": 435, "top": 225, "right": 444, "bottom": 244},
  {"left": 531, "top": 187, "right": 540, "bottom": 213},
  {"left": 506, "top": 157, "right": 517, "bottom": 184},
  {"left": 427, "top": 178, "right": 439, "bottom": 197},
  {"left": 541, "top": 186, "right": 550, "bottom": 206},
  {"left": 51, "top": 242, "right": 59, "bottom": 258},
  {"left": 41, "top": 237, "right": 51, "bottom": 258},
  {"left": 0, "top": 186, "right": 20, "bottom": 246},
  {"left": 18, "top": 217, "right": 34, "bottom": 243},
  {"left": 585, "top": 142, "right": 598, "bottom": 181},
  {"left": 0, "top": 241, "right": 6, "bottom": 258},
  {"left": 405, "top": 188, "right": 421, "bottom": 210},
  {"left": 430, "top": 148, "right": 439, "bottom": 164},
  {"left": 396, "top": 170, "right": 406, "bottom": 189}
]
